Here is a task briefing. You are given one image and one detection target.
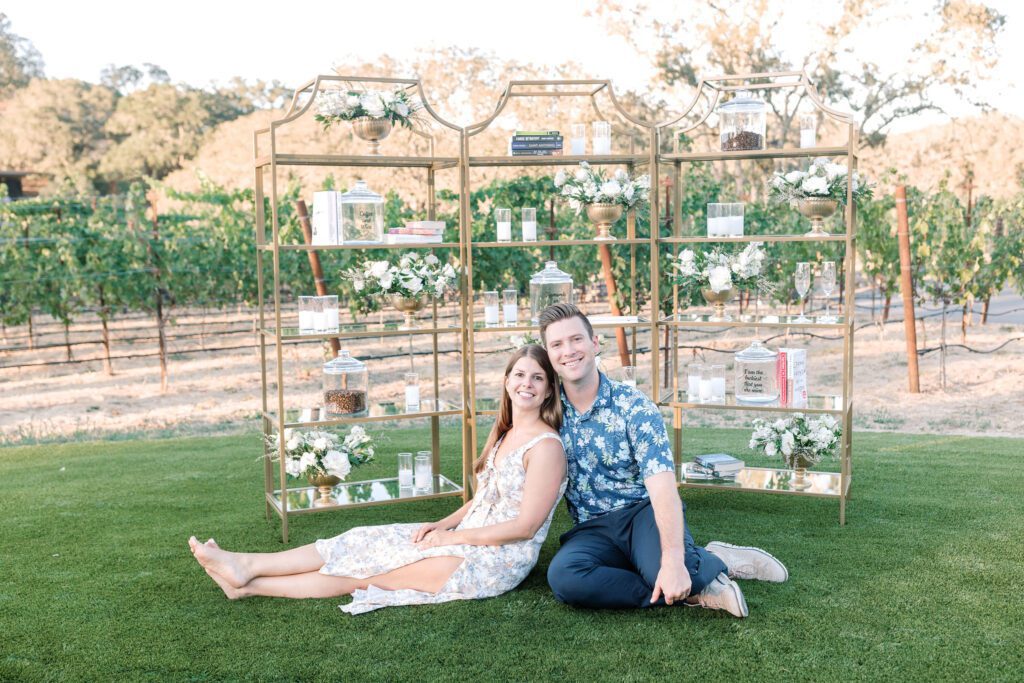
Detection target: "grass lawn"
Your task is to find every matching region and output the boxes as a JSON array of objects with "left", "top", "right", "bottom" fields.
[{"left": 2, "top": 427, "right": 1023, "bottom": 682}]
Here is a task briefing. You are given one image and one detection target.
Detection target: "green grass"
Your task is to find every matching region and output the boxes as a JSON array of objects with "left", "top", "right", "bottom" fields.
[{"left": 2, "top": 428, "right": 1023, "bottom": 681}]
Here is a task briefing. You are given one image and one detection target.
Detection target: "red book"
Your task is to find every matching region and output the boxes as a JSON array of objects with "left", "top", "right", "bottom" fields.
[{"left": 776, "top": 350, "right": 788, "bottom": 407}]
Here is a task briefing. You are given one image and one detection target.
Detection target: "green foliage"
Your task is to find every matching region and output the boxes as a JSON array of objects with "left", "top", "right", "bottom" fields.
[{"left": 0, "top": 12, "right": 43, "bottom": 97}]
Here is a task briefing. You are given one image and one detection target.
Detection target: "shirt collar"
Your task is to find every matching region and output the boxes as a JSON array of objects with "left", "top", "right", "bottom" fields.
[{"left": 561, "top": 371, "right": 612, "bottom": 420}]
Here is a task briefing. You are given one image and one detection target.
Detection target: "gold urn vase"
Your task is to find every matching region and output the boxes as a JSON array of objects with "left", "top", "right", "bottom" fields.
[
  {"left": 586, "top": 202, "right": 623, "bottom": 241},
  {"left": 795, "top": 197, "right": 839, "bottom": 237},
  {"left": 700, "top": 286, "right": 736, "bottom": 322},
  {"left": 790, "top": 453, "right": 815, "bottom": 491},
  {"left": 390, "top": 293, "right": 428, "bottom": 330},
  {"left": 307, "top": 472, "right": 341, "bottom": 507},
  {"left": 351, "top": 116, "right": 393, "bottom": 155}
]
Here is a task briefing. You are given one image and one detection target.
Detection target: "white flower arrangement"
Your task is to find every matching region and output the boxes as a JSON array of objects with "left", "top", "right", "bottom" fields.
[
  {"left": 508, "top": 333, "right": 542, "bottom": 350},
  {"left": 265, "top": 426, "right": 375, "bottom": 480},
  {"left": 672, "top": 243, "right": 773, "bottom": 294},
  {"left": 768, "top": 157, "right": 872, "bottom": 205},
  {"left": 554, "top": 162, "right": 651, "bottom": 213},
  {"left": 748, "top": 414, "right": 842, "bottom": 468},
  {"left": 314, "top": 88, "right": 422, "bottom": 130},
  {"left": 348, "top": 252, "right": 458, "bottom": 301}
]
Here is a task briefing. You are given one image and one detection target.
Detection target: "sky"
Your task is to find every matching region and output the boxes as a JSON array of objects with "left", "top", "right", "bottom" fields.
[{"left": 6, "top": 0, "right": 1023, "bottom": 133}]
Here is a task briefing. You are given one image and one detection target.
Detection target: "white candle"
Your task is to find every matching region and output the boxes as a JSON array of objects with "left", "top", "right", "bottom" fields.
[
  {"left": 485, "top": 304, "right": 500, "bottom": 325},
  {"left": 503, "top": 304, "right": 518, "bottom": 325},
  {"left": 404, "top": 385, "right": 420, "bottom": 412},
  {"left": 699, "top": 378, "right": 712, "bottom": 402},
  {"left": 711, "top": 377, "right": 726, "bottom": 401},
  {"left": 497, "top": 222, "right": 511, "bottom": 242},
  {"left": 687, "top": 375, "right": 700, "bottom": 400},
  {"left": 593, "top": 138, "right": 611, "bottom": 154},
  {"left": 313, "top": 311, "right": 328, "bottom": 332},
  {"left": 298, "top": 311, "right": 315, "bottom": 333},
  {"left": 414, "top": 460, "right": 431, "bottom": 490},
  {"left": 570, "top": 138, "right": 585, "bottom": 155},
  {"left": 708, "top": 217, "right": 728, "bottom": 237},
  {"left": 398, "top": 470, "right": 413, "bottom": 487},
  {"left": 800, "top": 129, "right": 815, "bottom": 148},
  {"left": 727, "top": 215, "right": 744, "bottom": 237},
  {"left": 325, "top": 307, "right": 339, "bottom": 331},
  {"left": 522, "top": 220, "right": 537, "bottom": 242}
]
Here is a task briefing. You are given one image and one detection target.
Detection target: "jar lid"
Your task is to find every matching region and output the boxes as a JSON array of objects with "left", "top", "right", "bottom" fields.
[
  {"left": 718, "top": 90, "right": 766, "bottom": 113},
  {"left": 339, "top": 180, "right": 382, "bottom": 203},
  {"left": 323, "top": 349, "right": 366, "bottom": 374},
  {"left": 530, "top": 260, "right": 573, "bottom": 284},
  {"left": 735, "top": 340, "right": 777, "bottom": 361}
]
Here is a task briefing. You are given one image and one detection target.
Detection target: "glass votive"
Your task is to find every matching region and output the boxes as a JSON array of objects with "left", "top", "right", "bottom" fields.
[
  {"left": 699, "top": 365, "right": 713, "bottom": 403},
  {"left": 404, "top": 372, "right": 420, "bottom": 412},
  {"left": 799, "top": 114, "right": 817, "bottom": 148},
  {"left": 570, "top": 122, "right": 586, "bottom": 155},
  {"left": 707, "top": 203, "right": 728, "bottom": 237},
  {"left": 622, "top": 365, "right": 637, "bottom": 388},
  {"left": 311, "top": 296, "right": 327, "bottom": 332},
  {"left": 726, "top": 203, "right": 744, "bottom": 237},
  {"left": 298, "top": 296, "right": 316, "bottom": 334},
  {"left": 592, "top": 121, "right": 611, "bottom": 154},
  {"left": 686, "top": 362, "right": 703, "bottom": 402},
  {"left": 495, "top": 207, "right": 512, "bottom": 242},
  {"left": 484, "top": 291, "right": 500, "bottom": 326},
  {"left": 398, "top": 452, "right": 414, "bottom": 488},
  {"left": 414, "top": 451, "right": 432, "bottom": 491},
  {"left": 502, "top": 289, "right": 518, "bottom": 326},
  {"left": 521, "top": 207, "right": 537, "bottom": 242},
  {"left": 710, "top": 363, "right": 726, "bottom": 403},
  {"left": 320, "top": 295, "right": 339, "bottom": 332}
]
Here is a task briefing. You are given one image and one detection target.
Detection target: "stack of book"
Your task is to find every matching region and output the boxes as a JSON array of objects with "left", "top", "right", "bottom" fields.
[
  {"left": 385, "top": 220, "right": 446, "bottom": 244},
  {"left": 683, "top": 453, "right": 746, "bottom": 481},
  {"left": 509, "top": 131, "right": 563, "bottom": 157}
]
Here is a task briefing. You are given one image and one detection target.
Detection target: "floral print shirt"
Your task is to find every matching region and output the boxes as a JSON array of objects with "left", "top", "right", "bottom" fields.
[{"left": 560, "top": 372, "right": 675, "bottom": 524}]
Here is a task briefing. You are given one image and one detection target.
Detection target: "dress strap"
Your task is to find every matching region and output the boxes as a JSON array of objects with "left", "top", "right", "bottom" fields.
[{"left": 516, "top": 432, "right": 562, "bottom": 457}]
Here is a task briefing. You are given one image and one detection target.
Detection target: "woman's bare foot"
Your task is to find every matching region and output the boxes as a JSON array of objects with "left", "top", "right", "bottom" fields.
[
  {"left": 204, "top": 567, "right": 246, "bottom": 600},
  {"left": 188, "top": 535, "right": 251, "bottom": 588}
]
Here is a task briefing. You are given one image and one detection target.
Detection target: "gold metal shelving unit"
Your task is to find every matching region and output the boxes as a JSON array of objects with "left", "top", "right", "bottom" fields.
[
  {"left": 254, "top": 75, "right": 470, "bottom": 542},
  {"left": 656, "top": 71, "right": 857, "bottom": 524}
]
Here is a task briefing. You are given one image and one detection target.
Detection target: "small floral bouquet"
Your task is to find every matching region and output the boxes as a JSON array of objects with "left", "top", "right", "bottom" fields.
[
  {"left": 265, "top": 426, "right": 376, "bottom": 479},
  {"left": 768, "top": 157, "right": 872, "bottom": 205},
  {"left": 349, "top": 252, "right": 458, "bottom": 300},
  {"left": 554, "top": 162, "right": 651, "bottom": 213},
  {"left": 748, "top": 414, "right": 841, "bottom": 468},
  {"left": 672, "top": 243, "right": 773, "bottom": 294},
  {"left": 315, "top": 88, "right": 422, "bottom": 130},
  {"left": 509, "top": 333, "right": 542, "bottom": 350}
]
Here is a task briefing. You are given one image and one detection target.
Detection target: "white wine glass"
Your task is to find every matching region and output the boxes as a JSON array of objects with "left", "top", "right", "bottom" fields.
[
  {"left": 819, "top": 261, "right": 837, "bottom": 323},
  {"left": 794, "top": 262, "right": 812, "bottom": 323}
]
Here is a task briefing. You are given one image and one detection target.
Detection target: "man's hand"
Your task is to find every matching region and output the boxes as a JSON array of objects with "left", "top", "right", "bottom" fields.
[{"left": 651, "top": 559, "right": 692, "bottom": 605}]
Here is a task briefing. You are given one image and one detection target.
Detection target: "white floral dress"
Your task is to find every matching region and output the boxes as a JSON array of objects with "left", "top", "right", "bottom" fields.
[{"left": 315, "top": 432, "right": 566, "bottom": 615}]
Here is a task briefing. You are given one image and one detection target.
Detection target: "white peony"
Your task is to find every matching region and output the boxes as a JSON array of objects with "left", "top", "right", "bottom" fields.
[
  {"left": 322, "top": 450, "right": 352, "bottom": 479},
  {"left": 575, "top": 168, "right": 589, "bottom": 182},
  {"left": 600, "top": 180, "right": 622, "bottom": 198},
  {"left": 312, "top": 436, "right": 329, "bottom": 452},
  {"left": 406, "top": 276, "right": 423, "bottom": 294},
  {"left": 825, "top": 163, "right": 847, "bottom": 180},
  {"left": 801, "top": 175, "right": 829, "bottom": 195},
  {"left": 707, "top": 265, "right": 733, "bottom": 292},
  {"left": 378, "top": 272, "right": 394, "bottom": 290},
  {"left": 785, "top": 170, "right": 805, "bottom": 184},
  {"left": 298, "top": 452, "right": 316, "bottom": 473},
  {"left": 361, "top": 93, "right": 385, "bottom": 118}
]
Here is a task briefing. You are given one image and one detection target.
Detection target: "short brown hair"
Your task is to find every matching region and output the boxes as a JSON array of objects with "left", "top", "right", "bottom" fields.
[{"left": 538, "top": 303, "right": 594, "bottom": 344}]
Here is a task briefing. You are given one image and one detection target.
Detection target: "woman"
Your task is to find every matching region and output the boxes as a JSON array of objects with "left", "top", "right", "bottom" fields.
[{"left": 189, "top": 344, "right": 566, "bottom": 614}]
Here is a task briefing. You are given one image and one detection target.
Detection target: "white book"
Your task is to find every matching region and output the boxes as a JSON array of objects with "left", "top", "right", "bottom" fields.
[
  {"left": 311, "top": 191, "right": 341, "bottom": 245},
  {"left": 780, "top": 348, "right": 808, "bottom": 408}
]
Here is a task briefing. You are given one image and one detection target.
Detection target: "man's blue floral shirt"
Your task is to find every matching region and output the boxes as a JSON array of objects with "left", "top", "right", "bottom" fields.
[{"left": 559, "top": 372, "right": 675, "bottom": 524}]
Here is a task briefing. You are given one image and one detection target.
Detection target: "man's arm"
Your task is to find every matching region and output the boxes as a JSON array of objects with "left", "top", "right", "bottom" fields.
[{"left": 646, "top": 471, "right": 691, "bottom": 605}]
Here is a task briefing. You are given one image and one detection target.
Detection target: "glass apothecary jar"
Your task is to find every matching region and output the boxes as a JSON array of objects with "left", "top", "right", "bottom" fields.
[
  {"left": 322, "top": 349, "right": 369, "bottom": 417},
  {"left": 530, "top": 261, "right": 574, "bottom": 323},
  {"left": 718, "top": 91, "right": 766, "bottom": 152},
  {"left": 734, "top": 340, "right": 779, "bottom": 404},
  {"left": 339, "top": 180, "right": 384, "bottom": 244}
]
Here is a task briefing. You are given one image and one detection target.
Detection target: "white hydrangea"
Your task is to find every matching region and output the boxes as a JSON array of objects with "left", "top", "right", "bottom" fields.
[{"left": 707, "top": 265, "right": 733, "bottom": 292}]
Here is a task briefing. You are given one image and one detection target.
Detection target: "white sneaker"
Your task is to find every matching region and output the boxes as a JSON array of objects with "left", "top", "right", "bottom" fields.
[
  {"left": 706, "top": 541, "right": 789, "bottom": 583},
  {"left": 696, "top": 573, "right": 748, "bottom": 618}
]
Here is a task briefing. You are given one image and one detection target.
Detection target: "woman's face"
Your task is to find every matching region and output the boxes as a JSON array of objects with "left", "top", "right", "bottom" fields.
[{"left": 505, "top": 356, "right": 551, "bottom": 413}]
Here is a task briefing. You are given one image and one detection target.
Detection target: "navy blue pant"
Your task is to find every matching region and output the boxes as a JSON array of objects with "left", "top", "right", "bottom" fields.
[{"left": 547, "top": 498, "right": 727, "bottom": 609}]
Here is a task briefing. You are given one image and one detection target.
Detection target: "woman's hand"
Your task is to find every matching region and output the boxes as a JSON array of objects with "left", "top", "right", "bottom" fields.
[
  {"left": 414, "top": 529, "right": 459, "bottom": 550},
  {"left": 411, "top": 522, "right": 444, "bottom": 543}
]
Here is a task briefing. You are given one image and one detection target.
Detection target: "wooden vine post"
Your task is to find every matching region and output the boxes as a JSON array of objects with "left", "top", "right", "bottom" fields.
[
  {"left": 895, "top": 185, "right": 920, "bottom": 393},
  {"left": 146, "top": 190, "right": 169, "bottom": 392}
]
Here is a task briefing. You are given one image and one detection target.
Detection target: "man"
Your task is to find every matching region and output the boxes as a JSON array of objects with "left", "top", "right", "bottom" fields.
[{"left": 538, "top": 303, "right": 787, "bottom": 617}]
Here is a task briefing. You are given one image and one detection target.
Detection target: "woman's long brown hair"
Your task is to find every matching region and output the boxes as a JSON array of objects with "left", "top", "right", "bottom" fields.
[{"left": 474, "top": 344, "right": 562, "bottom": 476}]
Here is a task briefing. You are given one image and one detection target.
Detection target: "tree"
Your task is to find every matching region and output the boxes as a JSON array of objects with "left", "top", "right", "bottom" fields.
[
  {"left": 99, "top": 63, "right": 170, "bottom": 94},
  {"left": 0, "top": 13, "right": 43, "bottom": 98}
]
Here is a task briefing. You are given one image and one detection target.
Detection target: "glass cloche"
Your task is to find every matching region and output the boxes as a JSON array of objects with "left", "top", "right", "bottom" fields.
[
  {"left": 734, "top": 340, "right": 779, "bottom": 404},
  {"left": 717, "top": 91, "right": 767, "bottom": 152},
  {"left": 530, "top": 261, "right": 574, "bottom": 323},
  {"left": 339, "top": 180, "right": 384, "bottom": 244},
  {"left": 322, "top": 349, "right": 369, "bottom": 416}
]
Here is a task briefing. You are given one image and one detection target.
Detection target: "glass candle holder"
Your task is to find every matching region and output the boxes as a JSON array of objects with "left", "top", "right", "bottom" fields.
[
  {"left": 311, "top": 296, "right": 327, "bottom": 333},
  {"left": 707, "top": 203, "right": 728, "bottom": 237},
  {"left": 592, "top": 121, "right": 611, "bottom": 154},
  {"left": 687, "top": 362, "right": 703, "bottom": 402},
  {"left": 414, "top": 451, "right": 432, "bottom": 491},
  {"left": 570, "top": 123, "right": 586, "bottom": 155},
  {"left": 320, "top": 295, "right": 339, "bottom": 332},
  {"left": 710, "top": 363, "right": 727, "bottom": 403},
  {"left": 699, "top": 365, "right": 713, "bottom": 404},
  {"left": 398, "top": 452, "right": 414, "bottom": 488},
  {"left": 502, "top": 289, "right": 518, "bottom": 325},
  {"left": 404, "top": 372, "right": 420, "bottom": 412},
  {"left": 799, "top": 114, "right": 817, "bottom": 148},
  {"left": 495, "top": 207, "right": 512, "bottom": 242},
  {"left": 521, "top": 207, "right": 537, "bottom": 242},
  {"left": 484, "top": 291, "right": 500, "bottom": 326},
  {"left": 298, "top": 296, "right": 316, "bottom": 334},
  {"left": 726, "top": 203, "right": 744, "bottom": 237},
  {"left": 622, "top": 365, "right": 637, "bottom": 388}
]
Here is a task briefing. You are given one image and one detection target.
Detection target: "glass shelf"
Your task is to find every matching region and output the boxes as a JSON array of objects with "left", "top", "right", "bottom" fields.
[
  {"left": 265, "top": 398, "right": 463, "bottom": 428},
  {"left": 660, "top": 390, "right": 846, "bottom": 415},
  {"left": 262, "top": 322, "right": 461, "bottom": 341},
  {"left": 468, "top": 154, "right": 649, "bottom": 168},
  {"left": 470, "top": 315, "right": 646, "bottom": 333},
  {"left": 269, "top": 474, "right": 463, "bottom": 514},
  {"left": 472, "top": 238, "right": 649, "bottom": 248},
  {"left": 659, "top": 313, "right": 847, "bottom": 329},
  {"left": 254, "top": 153, "right": 460, "bottom": 170},
  {"left": 258, "top": 242, "right": 461, "bottom": 251},
  {"left": 661, "top": 234, "right": 850, "bottom": 244},
  {"left": 659, "top": 146, "right": 853, "bottom": 163},
  {"left": 679, "top": 466, "right": 844, "bottom": 498}
]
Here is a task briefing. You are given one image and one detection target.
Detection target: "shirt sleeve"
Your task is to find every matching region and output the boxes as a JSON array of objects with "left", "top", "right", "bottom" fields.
[{"left": 624, "top": 392, "right": 675, "bottom": 480}]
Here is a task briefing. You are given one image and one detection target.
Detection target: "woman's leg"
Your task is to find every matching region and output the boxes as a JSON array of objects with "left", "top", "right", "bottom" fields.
[
  {"left": 209, "top": 556, "right": 464, "bottom": 600},
  {"left": 189, "top": 536, "right": 325, "bottom": 587}
]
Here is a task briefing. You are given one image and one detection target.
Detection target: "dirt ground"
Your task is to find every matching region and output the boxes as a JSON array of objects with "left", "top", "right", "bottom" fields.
[{"left": 2, "top": 298, "right": 1022, "bottom": 446}]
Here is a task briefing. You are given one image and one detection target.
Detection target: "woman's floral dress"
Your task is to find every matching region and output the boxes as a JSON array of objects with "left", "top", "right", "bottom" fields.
[{"left": 315, "top": 432, "right": 565, "bottom": 614}]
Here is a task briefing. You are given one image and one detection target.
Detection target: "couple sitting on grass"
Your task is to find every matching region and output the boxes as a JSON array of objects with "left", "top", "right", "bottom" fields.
[{"left": 190, "top": 303, "right": 787, "bottom": 617}]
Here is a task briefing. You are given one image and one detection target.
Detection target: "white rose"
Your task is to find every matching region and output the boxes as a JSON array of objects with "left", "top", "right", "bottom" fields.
[
  {"left": 394, "top": 102, "right": 410, "bottom": 118},
  {"left": 825, "top": 163, "right": 847, "bottom": 181},
  {"left": 285, "top": 459, "right": 303, "bottom": 477},
  {"left": 323, "top": 450, "right": 352, "bottom": 479},
  {"left": 368, "top": 261, "right": 389, "bottom": 278},
  {"left": 298, "top": 452, "right": 317, "bottom": 473},
  {"left": 707, "top": 265, "right": 732, "bottom": 292},
  {"left": 600, "top": 180, "right": 621, "bottom": 198},
  {"left": 801, "top": 175, "right": 829, "bottom": 195},
  {"left": 575, "top": 168, "right": 589, "bottom": 182},
  {"left": 312, "top": 436, "right": 328, "bottom": 452},
  {"left": 554, "top": 170, "right": 567, "bottom": 187},
  {"left": 424, "top": 254, "right": 439, "bottom": 266},
  {"left": 785, "top": 170, "right": 804, "bottom": 184},
  {"left": 406, "top": 277, "right": 423, "bottom": 294},
  {"left": 781, "top": 432, "right": 795, "bottom": 456},
  {"left": 765, "top": 442, "right": 778, "bottom": 457},
  {"left": 286, "top": 436, "right": 301, "bottom": 452},
  {"left": 361, "top": 93, "right": 385, "bottom": 118},
  {"left": 378, "top": 272, "right": 394, "bottom": 290},
  {"left": 345, "top": 94, "right": 361, "bottom": 110},
  {"left": 771, "top": 174, "right": 786, "bottom": 189}
]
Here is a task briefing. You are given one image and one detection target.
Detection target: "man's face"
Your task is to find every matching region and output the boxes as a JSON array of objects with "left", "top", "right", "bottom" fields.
[{"left": 544, "top": 316, "right": 599, "bottom": 384}]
